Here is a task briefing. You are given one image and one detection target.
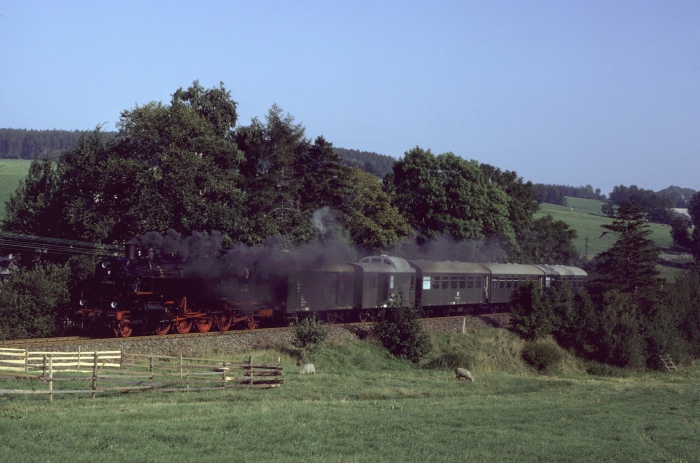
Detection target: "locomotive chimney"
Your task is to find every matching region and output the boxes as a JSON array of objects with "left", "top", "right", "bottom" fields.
[{"left": 125, "top": 241, "right": 138, "bottom": 260}]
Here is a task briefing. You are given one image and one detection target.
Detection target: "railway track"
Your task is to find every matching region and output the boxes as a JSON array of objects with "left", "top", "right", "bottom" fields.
[
  {"left": 0, "top": 325, "right": 297, "bottom": 349},
  {"left": 0, "top": 314, "right": 509, "bottom": 349}
]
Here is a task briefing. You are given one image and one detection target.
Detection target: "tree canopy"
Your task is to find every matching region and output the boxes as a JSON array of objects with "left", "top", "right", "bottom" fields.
[{"left": 2, "top": 81, "right": 582, "bottom": 265}]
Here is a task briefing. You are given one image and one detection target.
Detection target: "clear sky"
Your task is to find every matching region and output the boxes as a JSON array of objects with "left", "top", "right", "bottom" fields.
[{"left": 1, "top": 0, "right": 698, "bottom": 195}]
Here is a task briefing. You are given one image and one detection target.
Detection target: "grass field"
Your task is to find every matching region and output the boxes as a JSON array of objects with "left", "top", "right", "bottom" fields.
[
  {"left": 0, "top": 159, "right": 31, "bottom": 221},
  {"left": 1, "top": 332, "right": 698, "bottom": 463},
  {"left": 534, "top": 197, "right": 675, "bottom": 258}
]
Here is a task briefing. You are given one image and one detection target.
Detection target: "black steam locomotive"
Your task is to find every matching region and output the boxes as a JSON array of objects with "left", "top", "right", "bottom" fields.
[{"left": 73, "top": 243, "right": 587, "bottom": 337}]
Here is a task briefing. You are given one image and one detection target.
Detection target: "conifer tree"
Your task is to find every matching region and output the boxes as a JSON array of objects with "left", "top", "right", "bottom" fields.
[{"left": 590, "top": 200, "right": 662, "bottom": 305}]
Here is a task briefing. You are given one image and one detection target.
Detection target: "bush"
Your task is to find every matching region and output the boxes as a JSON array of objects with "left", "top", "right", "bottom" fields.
[
  {"left": 509, "top": 282, "right": 554, "bottom": 340},
  {"left": 372, "top": 293, "right": 431, "bottom": 363},
  {"left": 521, "top": 341, "right": 564, "bottom": 373},
  {"left": 585, "top": 362, "right": 628, "bottom": 378},
  {"left": 0, "top": 262, "right": 70, "bottom": 339},
  {"left": 290, "top": 315, "right": 328, "bottom": 361},
  {"left": 422, "top": 351, "right": 476, "bottom": 371}
]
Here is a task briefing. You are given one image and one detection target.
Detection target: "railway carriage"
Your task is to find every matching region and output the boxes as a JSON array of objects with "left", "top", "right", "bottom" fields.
[
  {"left": 408, "top": 260, "right": 490, "bottom": 316},
  {"left": 535, "top": 264, "right": 588, "bottom": 289},
  {"left": 481, "top": 264, "right": 545, "bottom": 306},
  {"left": 286, "top": 261, "right": 356, "bottom": 324},
  {"left": 350, "top": 256, "right": 416, "bottom": 322}
]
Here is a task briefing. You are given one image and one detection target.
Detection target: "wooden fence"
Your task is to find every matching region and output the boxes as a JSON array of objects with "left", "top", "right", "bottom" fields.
[{"left": 0, "top": 348, "right": 283, "bottom": 401}]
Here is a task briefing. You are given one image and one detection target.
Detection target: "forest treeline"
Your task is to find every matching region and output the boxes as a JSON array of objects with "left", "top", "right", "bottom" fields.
[
  {"left": 533, "top": 183, "right": 607, "bottom": 205},
  {"left": 0, "top": 128, "right": 394, "bottom": 180},
  {"left": 0, "top": 128, "right": 115, "bottom": 160}
]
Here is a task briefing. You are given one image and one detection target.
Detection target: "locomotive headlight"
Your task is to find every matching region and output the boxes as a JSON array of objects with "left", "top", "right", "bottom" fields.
[{"left": 111, "top": 301, "right": 119, "bottom": 309}]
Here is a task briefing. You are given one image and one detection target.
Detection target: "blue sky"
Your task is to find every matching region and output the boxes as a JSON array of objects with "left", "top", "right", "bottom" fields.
[{"left": 1, "top": 1, "right": 698, "bottom": 195}]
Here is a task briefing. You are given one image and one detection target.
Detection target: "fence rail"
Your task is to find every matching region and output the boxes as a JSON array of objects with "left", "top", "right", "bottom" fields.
[{"left": 0, "top": 348, "right": 283, "bottom": 401}]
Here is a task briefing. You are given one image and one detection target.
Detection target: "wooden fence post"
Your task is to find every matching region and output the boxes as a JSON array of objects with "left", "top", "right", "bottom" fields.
[
  {"left": 149, "top": 357, "right": 154, "bottom": 390},
  {"left": 92, "top": 352, "right": 98, "bottom": 399},
  {"left": 48, "top": 355, "right": 53, "bottom": 403},
  {"left": 221, "top": 361, "right": 227, "bottom": 388},
  {"left": 248, "top": 356, "right": 253, "bottom": 387}
]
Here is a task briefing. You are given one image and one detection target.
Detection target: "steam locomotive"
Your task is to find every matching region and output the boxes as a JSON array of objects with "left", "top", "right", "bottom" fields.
[{"left": 73, "top": 242, "right": 587, "bottom": 337}]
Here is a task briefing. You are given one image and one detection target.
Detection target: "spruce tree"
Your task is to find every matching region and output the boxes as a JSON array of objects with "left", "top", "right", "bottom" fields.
[{"left": 591, "top": 200, "right": 662, "bottom": 305}]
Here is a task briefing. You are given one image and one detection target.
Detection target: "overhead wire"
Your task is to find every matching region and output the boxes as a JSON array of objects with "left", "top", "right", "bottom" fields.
[{"left": 0, "top": 232, "right": 124, "bottom": 258}]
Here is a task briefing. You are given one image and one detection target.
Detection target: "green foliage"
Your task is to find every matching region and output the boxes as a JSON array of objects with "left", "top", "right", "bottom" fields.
[
  {"left": 422, "top": 350, "right": 476, "bottom": 371},
  {"left": 590, "top": 201, "right": 662, "bottom": 305},
  {"left": 591, "top": 290, "right": 645, "bottom": 368},
  {"left": 521, "top": 341, "right": 564, "bottom": 373},
  {"left": 608, "top": 184, "right": 675, "bottom": 224},
  {"left": 2, "top": 159, "right": 61, "bottom": 236},
  {"left": 372, "top": 293, "right": 432, "bottom": 363},
  {"left": 509, "top": 281, "right": 553, "bottom": 340},
  {"left": 585, "top": 361, "right": 629, "bottom": 377},
  {"left": 334, "top": 147, "right": 396, "bottom": 178},
  {"left": 339, "top": 167, "right": 411, "bottom": 250},
  {"left": 515, "top": 215, "right": 580, "bottom": 265},
  {"left": 389, "top": 147, "right": 515, "bottom": 246},
  {"left": 290, "top": 315, "right": 329, "bottom": 360},
  {"left": 663, "top": 267, "right": 700, "bottom": 358},
  {"left": 0, "top": 262, "right": 70, "bottom": 339}
]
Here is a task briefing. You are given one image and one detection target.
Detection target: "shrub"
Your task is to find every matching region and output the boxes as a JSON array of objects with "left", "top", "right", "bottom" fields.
[
  {"left": 422, "top": 351, "right": 476, "bottom": 371},
  {"left": 585, "top": 361, "right": 628, "bottom": 378},
  {"left": 290, "top": 315, "right": 328, "bottom": 361},
  {"left": 0, "top": 262, "right": 70, "bottom": 339},
  {"left": 509, "top": 282, "right": 554, "bottom": 340},
  {"left": 521, "top": 341, "right": 564, "bottom": 373},
  {"left": 372, "top": 292, "right": 431, "bottom": 363}
]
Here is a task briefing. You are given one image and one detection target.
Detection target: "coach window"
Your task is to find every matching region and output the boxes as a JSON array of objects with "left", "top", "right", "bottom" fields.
[
  {"left": 467, "top": 277, "right": 474, "bottom": 289},
  {"left": 441, "top": 277, "right": 449, "bottom": 289},
  {"left": 389, "top": 275, "right": 395, "bottom": 290},
  {"left": 499, "top": 278, "right": 505, "bottom": 289},
  {"left": 423, "top": 276, "right": 431, "bottom": 290},
  {"left": 451, "top": 277, "right": 458, "bottom": 289},
  {"left": 432, "top": 276, "right": 440, "bottom": 290},
  {"left": 459, "top": 277, "right": 466, "bottom": 289}
]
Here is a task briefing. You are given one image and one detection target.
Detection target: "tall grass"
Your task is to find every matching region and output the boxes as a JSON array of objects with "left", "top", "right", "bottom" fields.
[{"left": 1, "top": 333, "right": 698, "bottom": 463}]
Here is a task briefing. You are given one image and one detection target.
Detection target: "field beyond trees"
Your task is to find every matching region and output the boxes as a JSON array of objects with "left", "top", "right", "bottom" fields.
[
  {"left": 1, "top": 330, "right": 699, "bottom": 463},
  {"left": 0, "top": 159, "right": 30, "bottom": 222}
]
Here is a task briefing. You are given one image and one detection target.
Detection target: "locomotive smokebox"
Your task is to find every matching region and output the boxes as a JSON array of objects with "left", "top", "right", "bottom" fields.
[{"left": 125, "top": 241, "right": 139, "bottom": 260}]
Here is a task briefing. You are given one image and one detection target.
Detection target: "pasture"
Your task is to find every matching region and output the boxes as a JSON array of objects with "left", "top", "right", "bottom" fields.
[
  {"left": 1, "top": 331, "right": 698, "bottom": 463},
  {"left": 0, "top": 159, "right": 31, "bottom": 221},
  {"left": 535, "top": 197, "right": 674, "bottom": 258}
]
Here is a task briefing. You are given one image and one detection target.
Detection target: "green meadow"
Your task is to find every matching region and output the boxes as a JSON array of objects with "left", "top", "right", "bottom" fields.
[
  {"left": 1, "top": 332, "right": 699, "bottom": 463},
  {"left": 0, "top": 159, "right": 31, "bottom": 221}
]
